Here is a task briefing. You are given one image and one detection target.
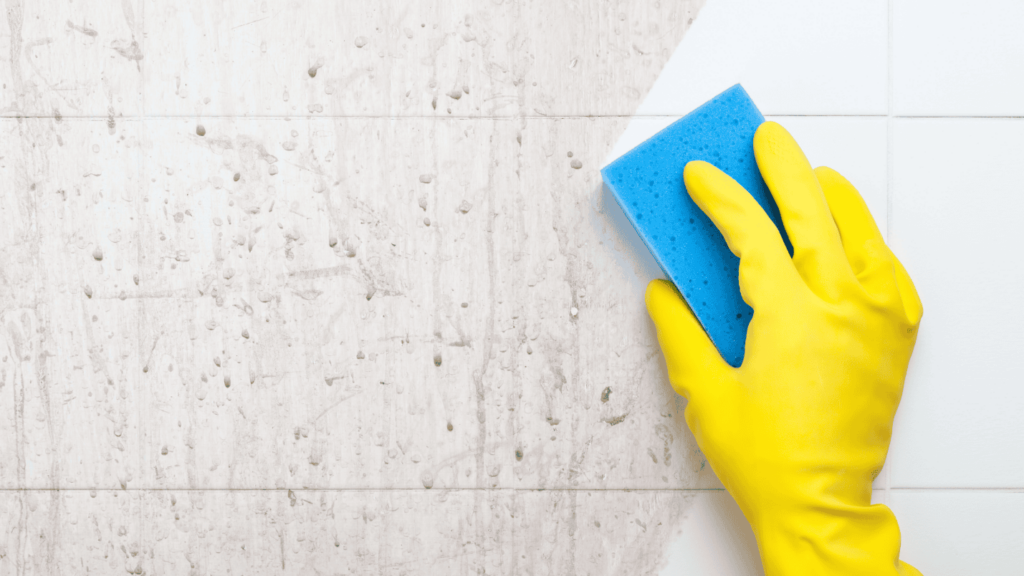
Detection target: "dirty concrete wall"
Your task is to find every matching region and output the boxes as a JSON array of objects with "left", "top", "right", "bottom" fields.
[{"left": 0, "top": 1, "right": 716, "bottom": 573}]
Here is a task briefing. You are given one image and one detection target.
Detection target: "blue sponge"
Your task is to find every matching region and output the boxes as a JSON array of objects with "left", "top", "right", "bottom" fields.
[{"left": 601, "top": 84, "right": 792, "bottom": 367}]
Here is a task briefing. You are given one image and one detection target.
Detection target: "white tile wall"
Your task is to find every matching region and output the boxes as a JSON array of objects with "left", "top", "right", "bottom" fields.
[
  {"left": 633, "top": 0, "right": 889, "bottom": 118},
  {"left": 605, "top": 0, "right": 1024, "bottom": 572},
  {"left": 894, "top": 0, "right": 1024, "bottom": 116},
  {"left": 0, "top": 0, "right": 145, "bottom": 117},
  {"left": 659, "top": 491, "right": 764, "bottom": 576},
  {"left": 890, "top": 490, "right": 1024, "bottom": 576},
  {"left": 889, "top": 119, "right": 1024, "bottom": 489}
]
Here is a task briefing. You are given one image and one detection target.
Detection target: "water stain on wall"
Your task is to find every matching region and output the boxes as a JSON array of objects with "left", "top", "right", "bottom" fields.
[{"left": 0, "top": 0, "right": 711, "bottom": 573}]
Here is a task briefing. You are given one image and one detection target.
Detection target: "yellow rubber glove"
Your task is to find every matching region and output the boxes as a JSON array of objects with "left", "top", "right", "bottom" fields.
[{"left": 646, "top": 122, "right": 924, "bottom": 575}]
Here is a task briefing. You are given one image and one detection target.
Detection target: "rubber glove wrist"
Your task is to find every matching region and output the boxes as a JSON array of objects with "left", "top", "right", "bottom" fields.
[
  {"left": 731, "top": 464, "right": 906, "bottom": 575},
  {"left": 755, "top": 497, "right": 911, "bottom": 575}
]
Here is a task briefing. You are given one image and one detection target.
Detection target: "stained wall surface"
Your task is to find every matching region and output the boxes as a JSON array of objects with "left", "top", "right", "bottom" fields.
[{"left": 0, "top": 1, "right": 732, "bottom": 574}]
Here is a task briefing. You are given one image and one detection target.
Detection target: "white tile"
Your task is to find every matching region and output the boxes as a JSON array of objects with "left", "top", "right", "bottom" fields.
[
  {"left": 765, "top": 117, "right": 889, "bottom": 238},
  {"left": 141, "top": 0, "right": 521, "bottom": 117},
  {"left": 139, "top": 0, "right": 701, "bottom": 119},
  {"left": 890, "top": 490, "right": 1024, "bottom": 575},
  {"left": 871, "top": 488, "right": 888, "bottom": 506},
  {"left": 137, "top": 489, "right": 729, "bottom": 575},
  {"left": 659, "top": 491, "right": 764, "bottom": 576},
  {"left": 894, "top": 0, "right": 1024, "bottom": 116},
  {"left": 141, "top": 490, "right": 515, "bottom": 574},
  {"left": 888, "top": 119, "right": 1024, "bottom": 488},
  {"left": 874, "top": 459, "right": 891, "bottom": 492},
  {"left": 0, "top": 119, "right": 144, "bottom": 490},
  {"left": 606, "top": 116, "right": 678, "bottom": 165},
  {"left": 516, "top": 490, "right": 700, "bottom": 575},
  {"left": 521, "top": 0, "right": 704, "bottom": 117},
  {"left": 632, "top": 0, "right": 888, "bottom": 118},
  {"left": 132, "top": 117, "right": 518, "bottom": 489},
  {"left": 18, "top": 490, "right": 142, "bottom": 574},
  {"left": 0, "top": 0, "right": 144, "bottom": 117},
  {"left": 518, "top": 118, "right": 724, "bottom": 491}
]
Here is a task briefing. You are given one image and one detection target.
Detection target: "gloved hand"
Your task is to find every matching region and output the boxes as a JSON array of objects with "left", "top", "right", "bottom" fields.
[{"left": 646, "top": 122, "right": 924, "bottom": 575}]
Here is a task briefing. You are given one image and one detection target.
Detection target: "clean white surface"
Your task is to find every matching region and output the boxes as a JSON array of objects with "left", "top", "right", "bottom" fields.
[
  {"left": 606, "top": 0, "right": 888, "bottom": 161},
  {"left": 890, "top": 490, "right": 1024, "bottom": 575},
  {"left": 894, "top": 0, "right": 1024, "bottom": 116},
  {"left": 632, "top": 0, "right": 888, "bottom": 118},
  {"left": 659, "top": 491, "right": 764, "bottom": 576},
  {"left": 888, "top": 119, "right": 1024, "bottom": 488}
]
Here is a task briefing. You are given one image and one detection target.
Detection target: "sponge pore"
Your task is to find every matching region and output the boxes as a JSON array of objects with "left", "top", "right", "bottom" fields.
[{"left": 601, "top": 84, "right": 791, "bottom": 367}]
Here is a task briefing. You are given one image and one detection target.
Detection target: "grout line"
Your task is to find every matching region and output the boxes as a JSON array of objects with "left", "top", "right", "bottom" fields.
[
  {"left": 4, "top": 114, "right": 1024, "bottom": 121},
  {"left": 0, "top": 487, "right": 729, "bottom": 492},
  {"left": 886, "top": 1, "right": 894, "bottom": 293},
  {"left": 889, "top": 115, "right": 1024, "bottom": 119},
  {"left": 1, "top": 486, "right": 1019, "bottom": 493},
  {"left": 884, "top": 0, "right": 894, "bottom": 505},
  {"left": 140, "top": 0, "right": 146, "bottom": 122},
  {"left": 888, "top": 487, "right": 1024, "bottom": 492},
  {"left": 138, "top": 0, "right": 147, "bottom": 548},
  {"left": 0, "top": 114, "right": 888, "bottom": 120}
]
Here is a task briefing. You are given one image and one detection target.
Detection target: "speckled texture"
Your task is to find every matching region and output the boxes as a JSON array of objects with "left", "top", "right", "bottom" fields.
[
  {"left": 0, "top": 0, "right": 743, "bottom": 574},
  {"left": 601, "top": 85, "right": 790, "bottom": 367}
]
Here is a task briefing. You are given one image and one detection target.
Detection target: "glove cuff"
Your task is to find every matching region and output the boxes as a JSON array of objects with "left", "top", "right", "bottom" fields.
[{"left": 752, "top": 498, "right": 918, "bottom": 576}]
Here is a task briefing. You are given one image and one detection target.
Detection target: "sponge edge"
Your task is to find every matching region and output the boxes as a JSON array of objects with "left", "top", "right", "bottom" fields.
[{"left": 601, "top": 84, "right": 791, "bottom": 367}]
